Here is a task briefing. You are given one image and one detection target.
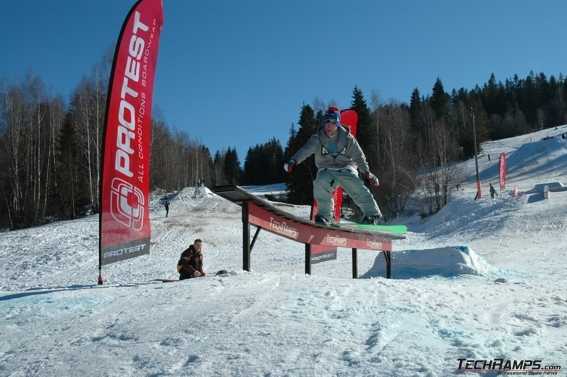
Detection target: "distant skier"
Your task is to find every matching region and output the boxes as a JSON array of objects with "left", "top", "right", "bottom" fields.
[
  {"left": 284, "top": 107, "right": 382, "bottom": 225},
  {"left": 163, "top": 198, "right": 170, "bottom": 217},
  {"left": 177, "top": 239, "right": 206, "bottom": 280},
  {"left": 489, "top": 183, "right": 497, "bottom": 199}
]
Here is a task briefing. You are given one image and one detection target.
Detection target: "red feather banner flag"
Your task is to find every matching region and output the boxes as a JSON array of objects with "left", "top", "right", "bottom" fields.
[
  {"left": 99, "top": 0, "right": 164, "bottom": 282},
  {"left": 499, "top": 152, "right": 507, "bottom": 192}
]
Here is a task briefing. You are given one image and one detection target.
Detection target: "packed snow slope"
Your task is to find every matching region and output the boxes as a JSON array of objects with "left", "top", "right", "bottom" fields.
[{"left": 1, "top": 128, "right": 567, "bottom": 377}]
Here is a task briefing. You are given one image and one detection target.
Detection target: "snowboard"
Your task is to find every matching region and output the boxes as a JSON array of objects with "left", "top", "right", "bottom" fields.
[{"left": 333, "top": 223, "right": 407, "bottom": 235}]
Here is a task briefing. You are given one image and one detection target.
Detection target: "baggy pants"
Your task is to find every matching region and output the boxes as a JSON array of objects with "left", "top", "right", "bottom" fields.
[{"left": 313, "top": 168, "right": 382, "bottom": 220}]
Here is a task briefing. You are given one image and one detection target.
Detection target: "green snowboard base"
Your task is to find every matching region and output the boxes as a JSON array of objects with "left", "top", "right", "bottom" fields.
[{"left": 336, "top": 223, "right": 408, "bottom": 235}]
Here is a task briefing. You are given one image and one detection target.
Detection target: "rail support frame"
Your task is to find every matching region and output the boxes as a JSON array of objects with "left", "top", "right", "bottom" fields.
[
  {"left": 242, "top": 201, "right": 251, "bottom": 272},
  {"left": 352, "top": 248, "right": 358, "bottom": 279},
  {"left": 305, "top": 244, "right": 312, "bottom": 275},
  {"left": 383, "top": 250, "right": 391, "bottom": 278}
]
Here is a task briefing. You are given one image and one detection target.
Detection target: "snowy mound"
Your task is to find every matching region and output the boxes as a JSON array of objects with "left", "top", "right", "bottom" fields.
[
  {"left": 480, "top": 123, "right": 567, "bottom": 157},
  {"left": 176, "top": 185, "right": 216, "bottom": 200},
  {"left": 362, "top": 246, "right": 494, "bottom": 279},
  {"left": 150, "top": 186, "right": 240, "bottom": 215},
  {"left": 480, "top": 136, "right": 567, "bottom": 181}
]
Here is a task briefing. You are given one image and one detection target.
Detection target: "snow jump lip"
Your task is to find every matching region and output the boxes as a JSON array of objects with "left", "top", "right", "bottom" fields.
[{"left": 213, "top": 185, "right": 405, "bottom": 250}]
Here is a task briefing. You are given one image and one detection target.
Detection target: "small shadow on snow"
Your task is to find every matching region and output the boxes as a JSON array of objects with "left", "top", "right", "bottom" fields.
[{"left": 361, "top": 246, "right": 495, "bottom": 279}]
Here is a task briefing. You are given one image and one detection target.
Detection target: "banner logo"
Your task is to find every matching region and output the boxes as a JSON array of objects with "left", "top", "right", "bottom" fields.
[
  {"left": 368, "top": 241, "right": 383, "bottom": 249},
  {"left": 323, "top": 235, "right": 347, "bottom": 247},
  {"left": 269, "top": 217, "right": 299, "bottom": 239},
  {"left": 110, "top": 177, "right": 145, "bottom": 230}
]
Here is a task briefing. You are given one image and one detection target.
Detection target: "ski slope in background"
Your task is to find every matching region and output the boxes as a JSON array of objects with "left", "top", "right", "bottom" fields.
[{"left": 1, "top": 127, "right": 567, "bottom": 376}]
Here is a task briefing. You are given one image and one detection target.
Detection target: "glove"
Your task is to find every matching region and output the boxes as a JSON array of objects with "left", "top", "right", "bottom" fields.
[
  {"left": 363, "top": 172, "right": 380, "bottom": 188},
  {"left": 283, "top": 160, "right": 296, "bottom": 174}
]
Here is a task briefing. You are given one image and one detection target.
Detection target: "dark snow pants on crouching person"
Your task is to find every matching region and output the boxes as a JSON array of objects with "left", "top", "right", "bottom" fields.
[{"left": 313, "top": 168, "right": 382, "bottom": 220}]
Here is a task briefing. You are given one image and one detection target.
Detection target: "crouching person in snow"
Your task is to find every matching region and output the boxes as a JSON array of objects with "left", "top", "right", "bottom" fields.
[
  {"left": 284, "top": 107, "right": 382, "bottom": 225},
  {"left": 177, "top": 239, "right": 206, "bottom": 280}
]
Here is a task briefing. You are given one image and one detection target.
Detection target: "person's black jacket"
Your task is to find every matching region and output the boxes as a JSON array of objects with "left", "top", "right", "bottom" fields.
[{"left": 177, "top": 245, "right": 204, "bottom": 280}]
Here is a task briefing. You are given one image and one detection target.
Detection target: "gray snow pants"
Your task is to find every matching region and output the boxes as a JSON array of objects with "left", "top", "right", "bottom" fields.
[{"left": 313, "top": 168, "right": 382, "bottom": 220}]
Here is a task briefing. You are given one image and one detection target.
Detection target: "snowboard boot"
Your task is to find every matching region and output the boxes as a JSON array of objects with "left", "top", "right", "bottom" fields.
[
  {"left": 360, "top": 215, "right": 383, "bottom": 225},
  {"left": 314, "top": 215, "right": 330, "bottom": 226}
]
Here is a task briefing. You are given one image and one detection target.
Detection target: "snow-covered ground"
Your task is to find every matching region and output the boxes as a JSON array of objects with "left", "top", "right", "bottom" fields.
[{"left": 1, "top": 128, "right": 567, "bottom": 376}]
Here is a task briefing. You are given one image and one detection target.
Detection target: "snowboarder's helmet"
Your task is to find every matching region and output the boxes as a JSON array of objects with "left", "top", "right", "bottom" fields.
[{"left": 323, "top": 107, "right": 340, "bottom": 127}]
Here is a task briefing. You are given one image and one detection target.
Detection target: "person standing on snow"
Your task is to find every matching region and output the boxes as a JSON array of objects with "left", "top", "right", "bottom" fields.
[
  {"left": 284, "top": 107, "right": 382, "bottom": 225},
  {"left": 177, "top": 239, "right": 206, "bottom": 280},
  {"left": 163, "top": 199, "right": 170, "bottom": 217},
  {"left": 489, "top": 183, "right": 497, "bottom": 199}
]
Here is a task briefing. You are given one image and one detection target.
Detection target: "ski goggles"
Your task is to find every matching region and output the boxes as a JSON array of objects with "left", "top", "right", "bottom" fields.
[{"left": 323, "top": 112, "right": 340, "bottom": 125}]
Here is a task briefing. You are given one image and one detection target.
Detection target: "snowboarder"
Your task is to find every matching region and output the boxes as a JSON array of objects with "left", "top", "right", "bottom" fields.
[
  {"left": 489, "top": 183, "right": 497, "bottom": 199},
  {"left": 163, "top": 199, "right": 170, "bottom": 217},
  {"left": 284, "top": 107, "right": 382, "bottom": 225},
  {"left": 177, "top": 239, "right": 206, "bottom": 280}
]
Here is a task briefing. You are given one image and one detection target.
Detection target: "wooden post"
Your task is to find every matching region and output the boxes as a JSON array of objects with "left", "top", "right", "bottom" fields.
[
  {"left": 242, "top": 201, "right": 251, "bottom": 272},
  {"left": 472, "top": 108, "right": 482, "bottom": 200},
  {"left": 305, "top": 244, "right": 311, "bottom": 275},
  {"left": 352, "top": 248, "right": 358, "bottom": 279}
]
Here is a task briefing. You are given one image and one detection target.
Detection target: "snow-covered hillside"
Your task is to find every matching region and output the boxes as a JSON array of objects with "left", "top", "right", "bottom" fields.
[{"left": 1, "top": 129, "right": 567, "bottom": 376}]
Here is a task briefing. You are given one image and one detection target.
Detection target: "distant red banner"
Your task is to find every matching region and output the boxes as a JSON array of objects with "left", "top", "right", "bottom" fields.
[
  {"left": 499, "top": 152, "right": 507, "bottom": 191},
  {"left": 100, "top": 0, "right": 164, "bottom": 265}
]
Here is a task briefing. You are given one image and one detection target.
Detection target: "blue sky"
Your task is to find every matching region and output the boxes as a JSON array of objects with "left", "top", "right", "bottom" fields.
[{"left": 2, "top": 1, "right": 567, "bottom": 159}]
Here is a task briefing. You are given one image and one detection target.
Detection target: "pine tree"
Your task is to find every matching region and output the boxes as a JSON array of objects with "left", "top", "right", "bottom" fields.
[
  {"left": 223, "top": 148, "right": 241, "bottom": 185},
  {"left": 213, "top": 151, "right": 224, "bottom": 185},
  {"left": 430, "top": 78, "right": 449, "bottom": 120},
  {"left": 482, "top": 73, "right": 506, "bottom": 116},
  {"left": 409, "top": 87, "right": 427, "bottom": 148},
  {"left": 242, "top": 138, "right": 285, "bottom": 185},
  {"left": 351, "top": 87, "right": 377, "bottom": 169},
  {"left": 242, "top": 146, "right": 256, "bottom": 184},
  {"left": 285, "top": 105, "right": 318, "bottom": 204},
  {"left": 409, "top": 88, "right": 422, "bottom": 131},
  {"left": 263, "top": 138, "right": 285, "bottom": 184}
]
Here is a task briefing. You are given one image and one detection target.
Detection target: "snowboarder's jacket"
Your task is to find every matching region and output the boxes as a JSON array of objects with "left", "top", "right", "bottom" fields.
[
  {"left": 177, "top": 245, "right": 204, "bottom": 280},
  {"left": 291, "top": 125, "right": 371, "bottom": 174}
]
